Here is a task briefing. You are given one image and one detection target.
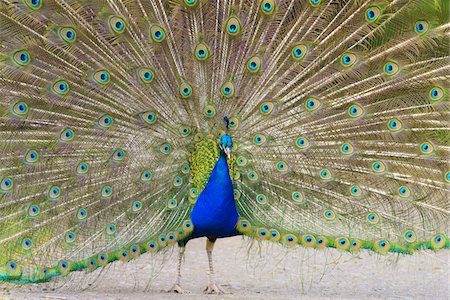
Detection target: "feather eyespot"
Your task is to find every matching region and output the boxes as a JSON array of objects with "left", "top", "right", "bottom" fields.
[
  {"left": 77, "top": 208, "right": 87, "bottom": 220},
  {"left": 109, "top": 16, "right": 126, "bottom": 34},
  {"left": 24, "top": 0, "right": 42, "bottom": 10},
  {"left": 194, "top": 42, "right": 210, "bottom": 61},
  {"left": 349, "top": 185, "right": 362, "bottom": 197},
  {"left": 366, "top": 6, "right": 381, "bottom": 22},
  {"left": 179, "top": 82, "right": 193, "bottom": 98},
  {"left": 106, "top": 224, "right": 116, "bottom": 235},
  {"left": 246, "top": 56, "right": 261, "bottom": 73},
  {"left": 414, "top": 21, "right": 429, "bottom": 34},
  {"left": 387, "top": 118, "right": 403, "bottom": 132},
  {"left": 420, "top": 142, "right": 434, "bottom": 155},
  {"left": 160, "top": 143, "right": 172, "bottom": 154},
  {"left": 0, "top": 178, "right": 13, "bottom": 193},
  {"left": 183, "top": 0, "right": 200, "bottom": 8},
  {"left": 429, "top": 86, "right": 445, "bottom": 102},
  {"left": 340, "top": 53, "right": 356, "bottom": 67},
  {"left": 150, "top": 24, "right": 166, "bottom": 42},
  {"left": 431, "top": 233, "right": 445, "bottom": 249},
  {"left": 319, "top": 168, "right": 332, "bottom": 180},
  {"left": 221, "top": 81, "right": 235, "bottom": 97},
  {"left": 336, "top": 237, "right": 349, "bottom": 250},
  {"left": 398, "top": 186, "right": 412, "bottom": 198},
  {"left": 76, "top": 162, "right": 89, "bottom": 175},
  {"left": 11, "top": 101, "right": 29, "bottom": 117},
  {"left": 25, "top": 149, "right": 39, "bottom": 163},
  {"left": 291, "top": 44, "right": 307, "bottom": 61},
  {"left": 112, "top": 149, "right": 125, "bottom": 161},
  {"left": 59, "top": 27, "right": 76, "bottom": 43},
  {"left": 340, "top": 142, "right": 354, "bottom": 155},
  {"left": 295, "top": 136, "right": 310, "bottom": 149},
  {"left": 13, "top": 50, "right": 31, "bottom": 66},
  {"left": 256, "top": 194, "right": 267, "bottom": 205},
  {"left": 403, "top": 230, "right": 416, "bottom": 243},
  {"left": 94, "top": 70, "right": 110, "bottom": 84},
  {"left": 347, "top": 103, "right": 364, "bottom": 118},
  {"left": 203, "top": 105, "right": 216, "bottom": 118},
  {"left": 52, "top": 80, "right": 70, "bottom": 95},
  {"left": 305, "top": 98, "right": 321, "bottom": 111},
  {"left": 48, "top": 185, "right": 61, "bottom": 200},
  {"left": 21, "top": 238, "right": 32, "bottom": 250},
  {"left": 291, "top": 192, "right": 304, "bottom": 204},
  {"left": 253, "top": 134, "right": 267, "bottom": 145},
  {"left": 100, "top": 186, "right": 112, "bottom": 199},
  {"left": 259, "top": 101, "right": 274, "bottom": 115},
  {"left": 142, "top": 111, "right": 157, "bottom": 125},
  {"left": 65, "top": 232, "right": 76, "bottom": 243},
  {"left": 371, "top": 161, "right": 386, "bottom": 174},
  {"left": 383, "top": 61, "right": 399, "bottom": 76},
  {"left": 225, "top": 16, "right": 242, "bottom": 36},
  {"left": 309, "top": 0, "right": 321, "bottom": 7},
  {"left": 132, "top": 201, "right": 142, "bottom": 212},
  {"left": 98, "top": 114, "right": 112, "bottom": 128},
  {"left": 138, "top": 68, "right": 155, "bottom": 83},
  {"left": 60, "top": 128, "right": 74, "bottom": 142},
  {"left": 367, "top": 212, "right": 380, "bottom": 224},
  {"left": 323, "top": 210, "right": 336, "bottom": 220},
  {"left": 260, "top": 0, "right": 276, "bottom": 15},
  {"left": 27, "top": 204, "right": 40, "bottom": 217}
]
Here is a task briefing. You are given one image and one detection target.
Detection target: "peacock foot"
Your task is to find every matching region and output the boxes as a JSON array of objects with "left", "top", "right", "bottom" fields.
[
  {"left": 168, "top": 284, "right": 190, "bottom": 294},
  {"left": 203, "top": 283, "right": 224, "bottom": 294}
]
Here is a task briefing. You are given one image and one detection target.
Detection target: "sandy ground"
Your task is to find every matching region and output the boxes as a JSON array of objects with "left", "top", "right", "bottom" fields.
[{"left": 1, "top": 236, "right": 449, "bottom": 300}]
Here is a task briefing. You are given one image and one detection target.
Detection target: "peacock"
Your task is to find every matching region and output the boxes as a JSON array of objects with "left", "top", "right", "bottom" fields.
[{"left": 0, "top": 0, "right": 449, "bottom": 295}]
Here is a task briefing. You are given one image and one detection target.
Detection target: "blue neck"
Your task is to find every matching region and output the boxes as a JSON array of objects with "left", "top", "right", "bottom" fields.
[{"left": 189, "top": 151, "right": 239, "bottom": 239}]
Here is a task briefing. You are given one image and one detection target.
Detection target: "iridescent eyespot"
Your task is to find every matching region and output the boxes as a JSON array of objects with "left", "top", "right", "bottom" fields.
[
  {"left": 403, "top": 230, "right": 416, "bottom": 243},
  {"left": 25, "top": 149, "right": 39, "bottom": 163},
  {"left": 367, "top": 212, "right": 380, "bottom": 224},
  {"left": 419, "top": 142, "right": 434, "bottom": 155},
  {"left": 27, "top": 204, "right": 40, "bottom": 217},
  {"left": 309, "top": 0, "right": 321, "bottom": 7},
  {"left": 305, "top": 98, "right": 320, "bottom": 111},
  {"left": 183, "top": 0, "right": 200, "bottom": 8},
  {"left": 59, "top": 27, "right": 76, "bottom": 43},
  {"left": 106, "top": 224, "right": 116, "bottom": 235},
  {"left": 374, "top": 239, "right": 390, "bottom": 254},
  {"left": 398, "top": 186, "right": 412, "bottom": 198},
  {"left": 194, "top": 42, "right": 210, "bottom": 61},
  {"left": 0, "top": 178, "right": 13, "bottom": 193},
  {"left": 371, "top": 161, "right": 386, "bottom": 174},
  {"left": 173, "top": 176, "right": 183, "bottom": 187},
  {"left": 100, "top": 186, "right": 112, "bottom": 198},
  {"left": 387, "top": 118, "right": 403, "bottom": 132},
  {"left": 21, "top": 238, "right": 32, "bottom": 250},
  {"left": 6, "top": 261, "right": 21, "bottom": 276},
  {"left": 179, "top": 125, "right": 191, "bottom": 137},
  {"left": 203, "top": 105, "right": 216, "bottom": 118},
  {"left": 324, "top": 210, "right": 336, "bottom": 220},
  {"left": 237, "top": 218, "right": 252, "bottom": 232},
  {"left": 316, "top": 236, "right": 327, "bottom": 249},
  {"left": 109, "top": 16, "right": 126, "bottom": 34},
  {"left": 236, "top": 156, "right": 248, "bottom": 167},
  {"left": 52, "top": 80, "right": 70, "bottom": 95},
  {"left": 11, "top": 101, "right": 29, "bottom": 117},
  {"left": 291, "top": 44, "right": 307, "bottom": 61},
  {"left": 181, "top": 164, "right": 190, "bottom": 174},
  {"left": 160, "top": 143, "right": 172, "bottom": 154},
  {"left": 320, "top": 168, "right": 332, "bottom": 180},
  {"left": 276, "top": 161, "right": 288, "bottom": 172},
  {"left": 48, "top": 185, "right": 61, "bottom": 200},
  {"left": 138, "top": 68, "right": 155, "bottom": 84},
  {"left": 429, "top": 86, "right": 445, "bottom": 102},
  {"left": 295, "top": 136, "right": 310, "bottom": 149},
  {"left": 98, "top": 114, "right": 112, "bottom": 128},
  {"left": 336, "top": 237, "right": 349, "bottom": 250},
  {"left": 225, "top": 16, "right": 242, "bottom": 36},
  {"left": 259, "top": 101, "right": 273, "bottom": 115},
  {"left": 65, "top": 232, "right": 76, "bottom": 243},
  {"left": 228, "top": 116, "right": 239, "bottom": 130},
  {"left": 291, "top": 191, "right": 303, "bottom": 203},
  {"left": 302, "top": 235, "right": 316, "bottom": 247},
  {"left": 60, "top": 128, "right": 74, "bottom": 142},
  {"left": 340, "top": 53, "right": 356, "bottom": 67},
  {"left": 260, "top": 0, "right": 275, "bottom": 15},
  {"left": 142, "top": 111, "right": 157, "bottom": 125},
  {"left": 283, "top": 234, "right": 298, "bottom": 246},
  {"left": 112, "top": 149, "right": 125, "bottom": 161},
  {"left": 167, "top": 198, "right": 177, "bottom": 209},
  {"left": 349, "top": 185, "right": 362, "bottom": 197},
  {"left": 233, "top": 190, "right": 241, "bottom": 200},
  {"left": 445, "top": 171, "right": 450, "bottom": 183},
  {"left": 431, "top": 233, "right": 445, "bottom": 249},
  {"left": 13, "top": 50, "right": 31, "bottom": 66},
  {"left": 140, "top": 170, "right": 152, "bottom": 182},
  {"left": 77, "top": 208, "right": 87, "bottom": 220},
  {"left": 248, "top": 171, "right": 258, "bottom": 181},
  {"left": 414, "top": 20, "right": 429, "bottom": 34},
  {"left": 150, "top": 24, "right": 166, "bottom": 42},
  {"left": 366, "top": 6, "right": 381, "bottom": 22},
  {"left": 179, "top": 82, "right": 193, "bottom": 98},
  {"left": 384, "top": 61, "right": 399, "bottom": 76},
  {"left": 347, "top": 103, "right": 364, "bottom": 118},
  {"left": 246, "top": 56, "right": 261, "bottom": 73},
  {"left": 257, "top": 228, "right": 269, "bottom": 240},
  {"left": 132, "top": 200, "right": 142, "bottom": 212},
  {"left": 340, "top": 142, "right": 354, "bottom": 155},
  {"left": 256, "top": 194, "right": 267, "bottom": 204},
  {"left": 24, "top": 0, "right": 42, "bottom": 10},
  {"left": 253, "top": 134, "right": 267, "bottom": 145},
  {"left": 350, "top": 240, "right": 362, "bottom": 252},
  {"left": 94, "top": 70, "right": 110, "bottom": 84},
  {"left": 189, "top": 188, "right": 197, "bottom": 198},
  {"left": 76, "top": 162, "right": 89, "bottom": 175},
  {"left": 221, "top": 81, "right": 235, "bottom": 97}
]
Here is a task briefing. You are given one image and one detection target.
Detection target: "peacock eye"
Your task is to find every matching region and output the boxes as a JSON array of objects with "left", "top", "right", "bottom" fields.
[
  {"left": 256, "top": 194, "right": 267, "bottom": 204},
  {"left": 11, "top": 101, "right": 29, "bottom": 117},
  {"left": 340, "top": 53, "right": 356, "bottom": 67},
  {"left": 387, "top": 118, "right": 403, "bottom": 132},
  {"left": 138, "top": 68, "right": 155, "bottom": 83},
  {"left": 246, "top": 56, "right": 261, "bottom": 73},
  {"left": 347, "top": 103, "right": 364, "bottom": 118},
  {"left": 194, "top": 43, "right": 210, "bottom": 61},
  {"left": 142, "top": 111, "right": 158, "bottom": 125},
  {"left": 24, "top": 0, "right": 42, "bottom": 9},
  {"left": 183, "top": 0, "right": 200, "bottom": 8},
  {"left": 13, "top": 50, "right": 31, "bottom": 66},
  {"left": 320, "top": 168, "right": 332, "bottom": 180},
  {"left": 225, "top": 16, "right": 242, "bottom": 36},
  {"left": 160, "top": 143, "right": 172, "bottom": 154},
  {"left": 52, "top": 80, "right": 70, "bottom": 95},
  {"left": 305, "top": 98, "right": 321, "bottom": 111},
  {"left": 291, "top": 44, "right": 307, "bottom": 61},
  {"left": 59, "top": 27, "right": 77, "bottom": 43},
  {"left": 260, "top": 0, "right": 276, "bottom": 15},
  {"left": 179, "top": 82, "right": 193, "bottom": 98},
  {"left": 60, "top": 128, "right": 74, "bottom": 142},
  {"left": 203, "top": 105, "right": 216, "bottom": 118},
  {"left": 150, "top": 24, "right": 166, "bottom": 42},
  {"left": 366, "top": 6, "right": 381, "bottom": 22},
  {"left": 221, "top": 81, "right": 235, "bottom": 97},
  {"left": 98, "top": 114, "right": 112, "bottom": 128},
  {"left": 383, "top": 61, "right": 400, "bottom": 76},
  {"left": 94, "top": 70, "right": 110, "bottom": 84},
  {"left": 419, "top": 142, "right": 434, "bottom": 155},
  {"left": 340, "top": 142, "right": 354, "bottom": 155},
  {"left": 109, "top": 16, "right": 126, "bottom": 34},
  {"left": 309, "top": 0, "right": 321, "bottom": 7},
  {"left": 112, "top": 149, "right": 125, "bottom": 161},
  {"left": 429, "top": 86, "right": 445, "bottom": 102},
  {"left": 414, "top": 21, "right": 429, "bottom": 34}
]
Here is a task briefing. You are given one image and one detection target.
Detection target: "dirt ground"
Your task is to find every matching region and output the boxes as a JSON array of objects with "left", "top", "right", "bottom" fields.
[{"left": 2, "top": 236, "right": 449, "bottom": 300}]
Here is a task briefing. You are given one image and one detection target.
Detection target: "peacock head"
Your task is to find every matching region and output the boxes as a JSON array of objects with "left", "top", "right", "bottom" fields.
[{"left": 219, "top": 134, "right": 233, "bottom": 159}]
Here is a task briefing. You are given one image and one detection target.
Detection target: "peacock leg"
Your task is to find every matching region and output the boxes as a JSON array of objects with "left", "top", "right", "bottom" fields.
[
  {"left": 203, "top": 238, "right": 224, "bottom": 294},
  {"left": 168, "top": 245, "right": 189, "bottom": 294}
]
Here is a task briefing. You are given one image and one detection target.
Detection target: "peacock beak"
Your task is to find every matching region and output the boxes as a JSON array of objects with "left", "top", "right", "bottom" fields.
[{"left": 225, "top": 146, "right": 231, "bottom": 159}]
